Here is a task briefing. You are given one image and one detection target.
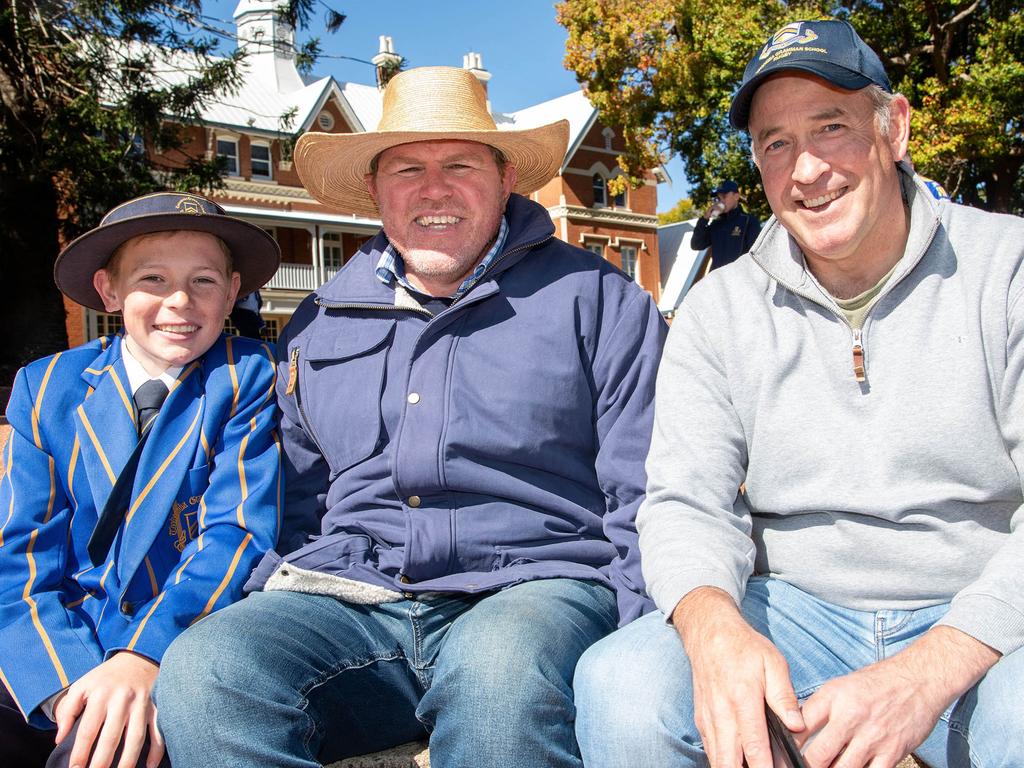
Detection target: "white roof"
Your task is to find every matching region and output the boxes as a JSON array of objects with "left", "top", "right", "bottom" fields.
[
  {"left": 119, "top": 36, "right": 635, "bottom": 169},
  {"left": 201, "top": 72, "right": 331, "bottom": 134},
  {"left": 657, "top": 219, "right": 708, "bottom": 313},
  {"left": 498, "top": 90, "right": 596, "bottom": 161}
]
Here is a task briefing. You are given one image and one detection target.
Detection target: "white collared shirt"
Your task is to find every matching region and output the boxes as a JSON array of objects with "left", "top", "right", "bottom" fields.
[{"left": 121, "top": 339, "right": 182, "bottom": 397}]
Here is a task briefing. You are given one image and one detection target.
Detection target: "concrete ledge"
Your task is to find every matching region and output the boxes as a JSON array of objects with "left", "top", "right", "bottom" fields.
[
  {"left": 326, "top": 743, "right": 923, "bottom": 768},
  {"left": 327, "top": 740, "right": 430, "bottom": 768}
]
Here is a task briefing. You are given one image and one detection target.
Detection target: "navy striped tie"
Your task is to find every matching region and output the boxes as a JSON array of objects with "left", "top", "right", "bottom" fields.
[
  {"left": 135, "top": 379, "right": 168, "bottom": 433},
  {"left": 87, "top": 379, "right": 170, "bottom": 564}
]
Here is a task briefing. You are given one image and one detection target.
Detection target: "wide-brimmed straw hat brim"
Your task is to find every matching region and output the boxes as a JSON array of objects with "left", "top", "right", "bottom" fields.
[
  {"left": 295, "top": 121, "right": 569, "bottom": 218},
  {"left": 55, "top": 213, "right": 281, "bottom": 311}
]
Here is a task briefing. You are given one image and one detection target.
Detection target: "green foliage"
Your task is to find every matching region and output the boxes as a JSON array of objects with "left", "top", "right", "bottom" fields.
[
  {"left": 557, "top": 0, "right": 1023, "bottom": 215},
  {"left": 658, "top": 197, "right": 696, "bottom": 225}
]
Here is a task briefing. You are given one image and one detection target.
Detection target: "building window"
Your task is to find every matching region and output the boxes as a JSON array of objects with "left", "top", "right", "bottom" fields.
[
  {"left": 96, "top": 313, "right": 123, "bottom": 338},
  {"left": 620, "top": 245, "right": 638, "bottom": 281},
  {"left": 592, "top": 174, "right": 606, "bottom": 207},
  {"left": 217, "top": 137, "right": 239, "bottom": 175},
  {"left": 261, "top": 318, "right": 280, "bottom": 343},
  {"left": 584, "top": 242, "right": 604, "bottom": 258},
  {"left": 251, "top": 142, "right": 272, "bottom": 179},
  {"left": 611, "top": 183, "right": 626, "bottom": 208},
  {"left": 602, "top": 126, "right": 615, "bottom": 150},
  {"left": 323, "top": 231, "right": 344, "bottom": 269}
]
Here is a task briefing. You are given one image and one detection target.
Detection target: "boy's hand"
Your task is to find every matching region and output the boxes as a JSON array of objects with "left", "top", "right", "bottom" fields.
[{"left": 53, "top": 651, "right": 164, "bottom": 768}]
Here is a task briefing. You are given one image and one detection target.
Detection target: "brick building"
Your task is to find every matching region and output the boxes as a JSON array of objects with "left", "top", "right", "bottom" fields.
[{"left": 67, "top": 0, "right": 666, "bottom": 346}]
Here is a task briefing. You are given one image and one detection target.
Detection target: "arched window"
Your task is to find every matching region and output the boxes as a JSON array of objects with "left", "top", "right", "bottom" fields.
[
  {"left": 592, "top": 174, "right": 607, "bottom": 207},
  {"left": 611, "top": 185, "right": 626, "bottom": 208}
]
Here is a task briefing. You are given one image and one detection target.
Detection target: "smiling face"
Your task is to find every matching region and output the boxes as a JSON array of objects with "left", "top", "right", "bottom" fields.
[
  {"left": 93, "top": 230, "right": 241, "bottom": 376},
  {"left": 365, "top": 140, "right": 517, "bottom": 297},
  {"left": 749, "top": 73, "right": 911, "bottom": 291}
]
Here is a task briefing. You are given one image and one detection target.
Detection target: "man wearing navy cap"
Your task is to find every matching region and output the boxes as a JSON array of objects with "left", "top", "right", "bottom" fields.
[
  {"left": 690, "top": 180, "right": 761, "bottom": 270},
  {"left": 574, "top": 18, "right": 1024, "bottom": 768}
]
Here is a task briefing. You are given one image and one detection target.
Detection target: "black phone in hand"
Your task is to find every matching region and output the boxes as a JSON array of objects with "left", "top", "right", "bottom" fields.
[{"left": 765, "top": 705, "right": 808, "bottom": 768}]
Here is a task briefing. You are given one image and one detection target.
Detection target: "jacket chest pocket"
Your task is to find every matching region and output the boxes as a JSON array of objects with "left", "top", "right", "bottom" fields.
[{"left": 297, "top": 320, "right": 395, "bottom": 474}]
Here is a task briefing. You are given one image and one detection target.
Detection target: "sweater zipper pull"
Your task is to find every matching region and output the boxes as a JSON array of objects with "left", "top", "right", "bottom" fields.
[
  {"left": 285, "top": 347, "right": 299, "bottom": 396},
  {"left": 851, "top": 328, "right": 866, "bottom": 382}
]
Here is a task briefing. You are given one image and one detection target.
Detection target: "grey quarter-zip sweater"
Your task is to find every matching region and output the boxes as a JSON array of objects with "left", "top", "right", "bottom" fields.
[{"left": 638, "top": 162, "right": 1024, "bottom": 655}]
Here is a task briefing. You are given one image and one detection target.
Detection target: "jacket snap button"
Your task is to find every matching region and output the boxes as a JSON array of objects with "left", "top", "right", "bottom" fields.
[
  {"left": 408, "top": 495, "right": 421, "bottom": 508},
  {"left": 407, "top": 392, "right": 420, "bottom": 404}
]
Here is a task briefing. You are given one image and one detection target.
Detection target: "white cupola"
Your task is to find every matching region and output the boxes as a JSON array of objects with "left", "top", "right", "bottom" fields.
[{"left": 233, "top": 0, "right": 305, "bottom": 93}]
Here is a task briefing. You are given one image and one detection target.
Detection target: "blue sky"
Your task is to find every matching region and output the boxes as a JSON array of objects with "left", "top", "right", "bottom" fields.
[{"left": 201, "top": 0, "right": 690, "bottom": 211}]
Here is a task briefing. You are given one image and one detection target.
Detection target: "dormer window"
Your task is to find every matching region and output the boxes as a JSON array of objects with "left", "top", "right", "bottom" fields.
[
  {"left": 592, "top": 174, "right": 606, "bottom": 207},
  {"left": 217, "top": 137, "right": 239, "bottom": 176},
  {"left": 251, "top": 142, "right": 272, "bottom": 179}
]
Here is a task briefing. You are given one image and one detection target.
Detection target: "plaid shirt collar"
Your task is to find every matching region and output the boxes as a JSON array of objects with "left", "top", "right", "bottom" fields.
[{"left": 375, "top": 216, "right": 509, "bottom": 300}]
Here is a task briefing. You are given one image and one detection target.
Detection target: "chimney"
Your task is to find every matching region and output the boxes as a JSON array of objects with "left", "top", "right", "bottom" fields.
[
  {"left": 373, "top": 36, "right": 402, "bottom": 89},
  {"left": 462, "top": 51, "right": 491, "bottom": 97}
]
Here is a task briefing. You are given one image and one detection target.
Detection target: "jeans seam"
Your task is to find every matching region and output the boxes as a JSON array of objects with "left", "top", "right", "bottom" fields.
[{"left": 410, "top": 601, "right": 432, "bottom": 690}]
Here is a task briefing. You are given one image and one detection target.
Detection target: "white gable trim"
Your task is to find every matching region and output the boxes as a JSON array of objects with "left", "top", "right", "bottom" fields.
[
  {"left": 561, "top": 106, "right": 597, "bottom": 173},
  {"left": 298, "top": 79, "right": 364, "bottom": 134}
]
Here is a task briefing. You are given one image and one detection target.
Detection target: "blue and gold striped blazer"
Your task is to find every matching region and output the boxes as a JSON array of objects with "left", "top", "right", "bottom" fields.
[{"left": 0, "top": 333, "right": 282, "bottom": 727}]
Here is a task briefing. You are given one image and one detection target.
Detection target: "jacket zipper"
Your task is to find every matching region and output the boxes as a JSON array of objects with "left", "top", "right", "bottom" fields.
[
  {"left": 851, "top": 328, "right": 866, "bottom": 383},
  {"left": 754, "top": 261, "right": 870, "bottom": 382},
  {"left": 750, "top": 188, "right": 940, "bottom": 384},
  {"left": 287, "top": 347, "right": 327, "bottom": 458},
  {"left": 457, "top": 233, "right": 554, "bottom": 303},
  {"left": 314, "top": 300, "right": 432, "bottom": 318}
]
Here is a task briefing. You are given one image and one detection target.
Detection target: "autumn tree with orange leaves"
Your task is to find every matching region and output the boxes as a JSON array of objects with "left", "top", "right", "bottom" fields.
[{"left": 558, "top": 0, "right": 1023, "bottom": 217}]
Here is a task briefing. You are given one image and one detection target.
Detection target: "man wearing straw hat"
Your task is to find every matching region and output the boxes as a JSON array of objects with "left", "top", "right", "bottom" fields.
[{"left": 157, "top": 66, "right": 666, "bottom": 767}]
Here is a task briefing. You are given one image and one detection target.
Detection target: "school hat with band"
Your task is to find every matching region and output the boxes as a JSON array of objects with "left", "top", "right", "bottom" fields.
[
  {"left": 293, "top": 66, "right": 570, "bottom": 218},
  {"left": 54, "top": 192, "right": 281, "bottom": 311},
  {"left": 729, "top": 19, "right": 892, "bottom": 130}
]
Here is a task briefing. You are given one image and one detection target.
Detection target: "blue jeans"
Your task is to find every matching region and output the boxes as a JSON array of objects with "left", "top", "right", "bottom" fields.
[
  {"left": 156, "top": 578, "right": 616, "bottom": 768},
  {"left": 574, "top": 577, "right": 1024, "bottom": 768}
]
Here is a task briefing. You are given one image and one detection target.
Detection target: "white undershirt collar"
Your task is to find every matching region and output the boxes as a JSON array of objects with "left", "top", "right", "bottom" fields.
[{"left": 121, "top": 337, "right": 183, "bottom": 396}]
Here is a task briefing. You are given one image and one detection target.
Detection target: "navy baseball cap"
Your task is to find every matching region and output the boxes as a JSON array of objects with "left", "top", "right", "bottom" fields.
[
  {"left": 712, "top": 180, "right": 739, "bottom": 195},
  {"left": 55, "top": 192, "right": 281, "bottom": 311},
  {"left": 729, "top": 19, "right": 892, "bottom": 130}
]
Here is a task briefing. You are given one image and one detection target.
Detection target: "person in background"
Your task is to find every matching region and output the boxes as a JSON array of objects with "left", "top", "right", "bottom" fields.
[
  {"left": 690, "top": 180, "right": 761, "bottom": 270},
  {"left": 230, "top": 290, "right": 265, "bottom": 339}
]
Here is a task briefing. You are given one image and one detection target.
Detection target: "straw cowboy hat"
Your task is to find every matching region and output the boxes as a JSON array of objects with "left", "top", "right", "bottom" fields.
[
  {"left": 54, "top": 192, "right": 281, "bottom": 311},
  {"left": 294, "top": 66, "right": 570, "bottom": 218}
]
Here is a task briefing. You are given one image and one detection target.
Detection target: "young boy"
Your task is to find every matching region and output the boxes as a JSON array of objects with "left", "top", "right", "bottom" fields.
[{"left": 0, "top": 192, "right": 283, "bottom": 768}]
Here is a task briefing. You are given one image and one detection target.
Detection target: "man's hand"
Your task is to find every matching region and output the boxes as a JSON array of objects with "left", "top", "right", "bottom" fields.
[
  {"left": 799, "top": 626, "right": 1000, "bottom": 768},
  {"left": 53, "top": 651, "right": 164, "bottom": 768},
  {"left": 704, "top": 201, "right": 724, "bottom": 220},
  {"left": 673, "top": 587, "right": 805, "bottom": 768}
]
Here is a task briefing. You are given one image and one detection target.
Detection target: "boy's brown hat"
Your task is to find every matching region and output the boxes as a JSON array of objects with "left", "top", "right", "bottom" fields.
[{"left": 54, "top": 192, "right": 281, "bottom": 311}]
